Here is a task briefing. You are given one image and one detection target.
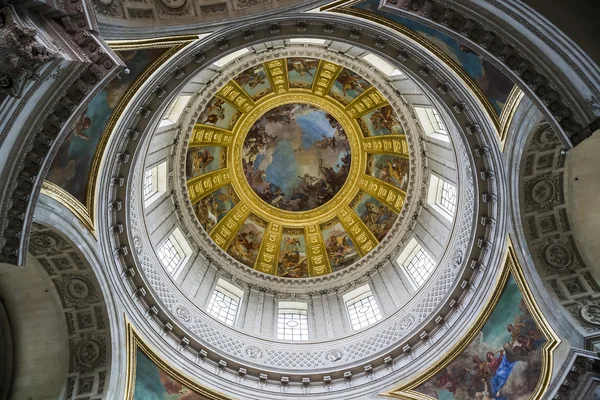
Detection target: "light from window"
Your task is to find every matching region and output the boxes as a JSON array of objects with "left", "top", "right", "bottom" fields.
[
  {"left": 405, "top": 247, "right": 435, "bottom": 288},
  {"left": 143, "top": 168, "right": 156, "bottom": 198},
  {"left": 143, "top": 162, "right": 167, "bottom": 207},
  {"left": 207, "top": 288, "right": 240, "bottom": 326},
  {"left": 345, "top": 286, "right": 382, "bottom": 330},
  {"left": 427, "top": 175, "right": 457, "bottom": 221},
  {"left": 440, "top": 181, "right": 457, "bottom": 216},
  {"left": 362, "top": 53, "right": 403, "bottom": 76},
  {"left": 289, "top": 38, "right": 327, "bottom": 45},
  {"left": 415, "top": 106, "right": 449, "bottom": 141},
  {"left": 431, "top": 108, "right": 446, "bottom": 132},
  {"left": 213, "top": 48, "right": 250, "bottom": 68},
  {"left": 157, "top": 228, "right": 191, "bottom": 278},
  {"left": 157, "top": 237, "right": 183, "bottom": 275},
  {"left": 277, "top": 302, "right": 309, "bottom": 341},
  {"left": 159, "top": 95, "right": 192, "bottom": 127}
]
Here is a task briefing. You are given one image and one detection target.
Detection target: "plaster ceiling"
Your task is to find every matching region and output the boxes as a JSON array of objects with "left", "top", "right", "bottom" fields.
[{"left": 185, "top": 57, "right": 411, "bottom": 278}]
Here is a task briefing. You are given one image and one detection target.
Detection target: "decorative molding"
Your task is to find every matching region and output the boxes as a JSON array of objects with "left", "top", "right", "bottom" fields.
[
  {"left": 94, "top": 17, "right": 507, "bottom": 396},
  {"left": 384, "top": 239, "right": 561, "bottom": 399},
  {"left": 125, "top": 320, "right": 233, "bottom": 400},
  {"left": 86, "top": 40, "right": 191, "bottom": 224},
  {"left": 366, "top": 0, "right": 597, "bottom": 147},
  {"left": 41, "top": 181, "right": 95, "bottom": 236},
  {"left": 0, "top": 1, "right": 125, "bottom": 266},
  {"left": 330, "top": 5, "right": 501, "bottom": 134},
  {"left": 499, "top": 85, "right": 524, "bottom": 144},
  {"left": 28, "top": 222, "right": 112, "bottom": 400}
]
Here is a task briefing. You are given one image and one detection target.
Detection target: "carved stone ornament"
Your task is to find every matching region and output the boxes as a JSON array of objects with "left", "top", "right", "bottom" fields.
[
  {"left": 524, "top": 173, "right": 562, "bottom": 212},
  {"left": 245, "top": 346, "right": 263, "bottom": 359},
  {"left": 0, "top": 7, "right": 56, "bottom": 97},
  {"left": 235, "top": 0, "right": 271, "bottom": 10},
  {"left": 156, "top": 0, "right": 194, "bottom": 17},
  {"left": 398, "top": 314, "right": 416, "bottom": 331},
  {"left": 325, "top": 349, "right": 344, "bottom": 363},
  {"left": 133, "top": 235, "right": 142, "bottom": 254},
  {"left": 544, "top": 242, "right": 573, "bottom": 270},
  {"left": 55, "top": 274, "right": 99, "bottom": 308},
  {"left": 92, "top": 0, "right": 124, "bottom": 18},
  {"left": 29, "top": 231, "right": 70, "bottom": 256},
  {"left": 175, "top": 305, "right": 191, "bottom": 322},
  {"left": 452, "top": 249, "right": 464, "bottom": 269},
  {"left": 71, "top": 335, "right": 107, "bottom": 373},
  {"left": 581, "top": 305, "right": 600, "bottom": 326}
]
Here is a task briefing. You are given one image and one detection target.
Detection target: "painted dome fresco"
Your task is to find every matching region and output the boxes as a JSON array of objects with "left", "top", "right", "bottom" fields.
[{"left": 185, "top": 58, "right": 410, "bottom": 278}]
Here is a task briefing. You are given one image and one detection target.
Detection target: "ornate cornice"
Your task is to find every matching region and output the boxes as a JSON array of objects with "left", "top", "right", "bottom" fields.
[
  {"left": 95, "top": 15, "right": 507, "bottom": 397},
  {"left": 386, "top": 241, "right": 561, "bottom": 399},
  {"left": 0, "top": 0, "right": 125, "bottom": 266},
  {"left": 363, "top": 0, "right": 599, "bottom": 147}
]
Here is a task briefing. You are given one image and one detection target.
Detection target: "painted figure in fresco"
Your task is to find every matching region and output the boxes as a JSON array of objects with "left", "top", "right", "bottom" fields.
[
  {"left": 336, "top": 69, "right": 369, "bottom": 96},
  {"left": 230, "top": 230, "right": 261, "bottom": 264},
  {"left": 158, "top": 368, "right": 206, "bottom": 400},
  {"left": 72, "top": 107, "right": 92, "bottom": 140},
  {"left": 195, "top": 190, "right": 234, "bottom": 232},
  {"left": 195, "top": 197, "right": 220, "bottom": 232},
  {"left": 362, "top": 202, "right": 380, "bottom": 225},
  {"left": 326, "top": 234, "right": 353, "bottom": 266},
  {"left": 288, "top": 58, "right": 319, "bottom": 77},
  {"left": 236, "top": 67, "right": 267, "bottom": 89},
  {"left": 191, "top": 149, "right": 215, "bottom": 175},
  {"left": 241, "top": 103, "right": 352, "bottom": 212},
  {"left": 278, "top": 237, "right": 307, "bottom": 278},
  {"left": 375, "top": 156, "right": 409, "bottom": 189},
  {"left": 467, "top": 306, "right": 543, "bottom": 399},
  {"left": 358, "top": 199, "right": 395, "bottom": 242},
  {"left": 435, "top": 368, "right": 464, "bottom": 395},
  {"left": 202, "top": 99, "right": 226, "bottom": 124},
  {"left": 370, "top": 106, "right": 400, "bottom": 134},
  {"left": 243, "top": 124, "right": 275, "bottom": 160}
]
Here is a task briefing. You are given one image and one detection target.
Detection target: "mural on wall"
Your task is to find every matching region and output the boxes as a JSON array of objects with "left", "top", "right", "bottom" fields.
[
  {"left": 233, "top": 65, "right": 272, "bottom": 101},
  {"left": 47, "top": 48, "right": 168, "bottom": 203},
  {"left": 352, "top": 191, "right": 396, "bottom": 242},
  {"left": 354, "top": 0, "right": 515, "bottom": 116},
  {"left": 134, "top": 348, "right": 208, "bottom": 400},
  {"left": 278, "top": 230, "right": 308, "bottom": 278},
  {"left": 194, "top": 185, "right": 238, "bottom": 234},
  {"left": 414, "top": 275, "right": 546, "bottom": 400},
  {"left": 241, "top": 103, "right": 351, "bottom": 212},
  {"left": 321, "top": 219, "right": 359, "bottom": 271},
  {"left": 360, "top": 105, "right": 404, "bottom": 136},
  {"left": 226, "top": 216, "right": 265, "bottom": 267},
  {"left": 197, "top": 97, "right": 240, "bottom": 130},
  {"left": 186, "top": 146, "right": 225, "bottom": 179},
  {"left": 329, "top": 68, "right": 371, "bottom": 105},
  {"left": 287, "top": 58, "right": 320, "bottom": 89},
  {"left": 368, "top": 154, "right": 410, "bottom": 190}
]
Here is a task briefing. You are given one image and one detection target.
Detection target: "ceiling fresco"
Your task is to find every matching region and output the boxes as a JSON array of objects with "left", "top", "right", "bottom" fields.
[{"left": 185, "top": 58, "right": 411, "bottom": 278}]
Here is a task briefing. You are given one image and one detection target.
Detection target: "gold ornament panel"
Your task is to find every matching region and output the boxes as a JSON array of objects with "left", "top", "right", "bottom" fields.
[{"left": 186, "top": 57, "right": 412, "bottom": 277}]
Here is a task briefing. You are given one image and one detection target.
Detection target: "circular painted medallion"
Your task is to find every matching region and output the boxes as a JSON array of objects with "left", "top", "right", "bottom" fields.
[{"left": 241, "top": 104, "right": 351, "bottom": 212}]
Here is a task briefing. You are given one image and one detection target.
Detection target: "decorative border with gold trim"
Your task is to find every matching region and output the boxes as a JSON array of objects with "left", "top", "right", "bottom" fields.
[
  {"left": 107, "top": 35, "right": 201, "bottom": 51},
  {"left": 43, "top": 40, "right": 191, "bottom": 235},
  {"left": 40, "top": 181, "right": 96, "bottom": 236},
  {"left": 86, "top": 41, "right": 193, "bottom": 221},
  {"left": 324, "top": 3, "right": 502, "bottom": 133},
  {"left": 383, "top": 236, "right": 560, "bottom": 399},
  {"left": 125, "top": 319, "right": 235, "bottom": 400},
  {"left": 499, "top": 86, "right": 525, "bottom": 145}
]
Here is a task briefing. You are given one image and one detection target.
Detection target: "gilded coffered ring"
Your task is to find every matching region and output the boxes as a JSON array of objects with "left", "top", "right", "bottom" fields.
[{"left": 185, "top": 57, "right": 411, "bottom": 278}]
